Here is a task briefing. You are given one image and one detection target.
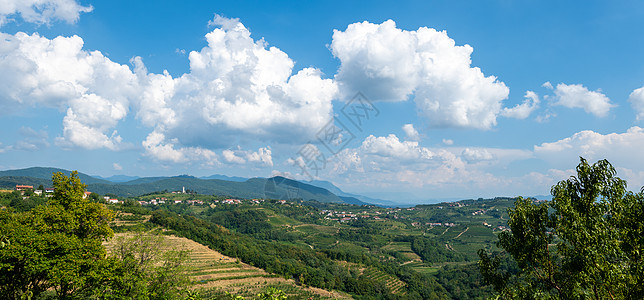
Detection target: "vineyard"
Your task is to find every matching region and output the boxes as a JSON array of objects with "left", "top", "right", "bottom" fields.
[{"left": 104, "top": 214, "right": 352, "bottom": 299}]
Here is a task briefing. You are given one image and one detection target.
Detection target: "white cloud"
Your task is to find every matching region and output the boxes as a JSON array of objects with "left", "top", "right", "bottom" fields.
[
  {"left": 361, "top": 134, "right": 433, "bottom": 161},
  {"left": 0, "top": 0, "right": 92, "bottom": 26},
  {"left": 502, "top": 91, "right": 540, "bottom": 119},
  {"left": 461, "top": 148, "right": 494, "bottom": 162},
  {"left": 113, "top": 163, "right": 123, "bottom": 171},
  {"left": 137, "top": 15, "right": 338, "bottom": 158},
  {"left": 534, "top": 127, "right": 644, "bottom": 170},
  {"left": 0, "top": 32, "right": 138, "bottom": 150},
  {"left": 270, "top": 170, "right": 294, "bottom": 179},
  {"left": 56, "top": 94, "right": 128, "bottom": 150},
  {"left": 402, "top": 124, "right": 420, "bottom": 141},
  {"left": 442, "top": 139, "right": 454, "bottom": 145},
  {"left": 142, "top": 131, "right": 219, "bottom": 165},
  {"left": 536, "top": 109, "right": 556, "bottom": 123},
  {"left": 0, "top": 15, "right": 338, "bottom": 160},
  {"left": 546, "top": 82, "right": 614, "bottom": 117},
  {"left": 628, "top": 86, "right": 644, "bottom": 121},
  {"left": 246, "top": 147, "right": 273, "bottom": 166},
  {"left": 222, "top": 146, "right": 273, "bottom": 166},
  {"left": 331, "top": 20, "right": 509, "bottom": 129},
  {"left": 315, "top": 133, "right": 537, "bottom": 198},
  {"left": 222, "top": 149, "right": 246, "bottom": 164}
]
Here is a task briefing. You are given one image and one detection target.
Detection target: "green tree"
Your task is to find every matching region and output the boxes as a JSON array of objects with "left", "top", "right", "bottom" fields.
[
  {"left": 94, "top": 232, "right": 189, "bottom": 299},
  {"left": 89, "top": 192, "right": 101, "bottom": 202},
  {"left": 0, "top": 171, "right": 114, "bottom": 299},
  {"left": 479, "top": 158, "right": 644, "bottom": 299}
]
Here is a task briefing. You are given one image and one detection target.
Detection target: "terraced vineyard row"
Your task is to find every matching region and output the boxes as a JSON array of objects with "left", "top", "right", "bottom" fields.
[{"left": 105, "top": 231, "right": 352, "bottom": 299}]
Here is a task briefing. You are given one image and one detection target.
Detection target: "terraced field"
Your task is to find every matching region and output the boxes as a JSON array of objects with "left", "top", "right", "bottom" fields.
[
  {"left": 382, "top": 241, "right": 422, "bottom": 262},
  {"left": 342, "top": 262, "right": 407, "bottom": 295},
  {"left": 105, "top": 231, "right": 352, "bottom": 299}
]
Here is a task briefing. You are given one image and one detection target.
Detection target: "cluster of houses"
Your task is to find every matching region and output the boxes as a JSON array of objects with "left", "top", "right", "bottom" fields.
[
  {"left": 321, "top": 209, "right": 388, "bottom": 222},
  {"left": 14, "top": 184, "right": 122, "bottom": 203},
  {"left": 413, "top": 222, "right": 457, "bottom": 227},
  {"left": 136, "top": 198, "right": 204, "bottom": 205},
  {"left": 213, "top": 198, "right": 265, "bottom": 205},
  {"left": 471, "top": 209, "right": 489, "bottom": 216},
  {"left": 136, "top": 197, "right": 269, "bottom": 206},
  {"left": 15, "top": 185, "right": 54, "bottom": 197}
]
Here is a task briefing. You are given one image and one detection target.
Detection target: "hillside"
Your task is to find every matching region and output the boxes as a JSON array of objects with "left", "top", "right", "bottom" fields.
[
  {"left": 2, "top": 179, "right": 506, "bottom": 299},
  {"left": 103, "top": 193, "right": 509, "bottom": 298},
  {"left": 104, "top": 227, "right": 351, "bottom": 299},
  {"left": 0, "top": 167, "right": 110, "bottom": 185},
  {"left": 0, "top": 167, "right": 356, "bottom": 204}
]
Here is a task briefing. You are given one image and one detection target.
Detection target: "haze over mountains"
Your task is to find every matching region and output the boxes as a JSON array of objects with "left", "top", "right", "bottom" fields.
[
  {"left": 0, "top": 167, "right": 550, "bottom": 205},
  {"left": 0, "top": 167, "right": 385, "bottom": 205}
]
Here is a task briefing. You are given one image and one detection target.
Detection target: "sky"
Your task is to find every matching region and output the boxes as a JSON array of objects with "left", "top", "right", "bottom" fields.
[{"left": 2, "top": 0, "right": 644, "bottom": 203}]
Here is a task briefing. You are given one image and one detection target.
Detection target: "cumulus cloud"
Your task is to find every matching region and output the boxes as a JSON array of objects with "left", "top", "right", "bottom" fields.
[
  {"left": 545, "top": 82, "right": 615, "bottom": 117},
  {"left": 222, "top": 146, "right": 273, "bottom": 166},
  {"left": 502, "top": 91, "right": 540, "bottom": 119},
  {"left": 316, "top": 133, "right": 535, "bottom": 198},
  {"left": 330, "top": 20, "right": 509, "bottom": 129},
  {"left": 461, "top": 148, "right": 494, "bottom": 162},
  {"left": 534, "top": 127, "right": 644, "bottom": 171},
  {"left": 222, "top": 149, "right": 246, "bottom": 164},
  {"left": 0, "top": 15, "right": 338, "bottom": 161},
  {"left": 138, "top": 15, "right": 338, "bottom": 159},
  {"left": 142, "top": 131, "right": 219, "bottom": 165},
  {"left": 113, "top": 163, "right": 123, "bottom": 171},
  {"left": 628, "top": 86, "right": 644, "bottom": 121},
  {"left": 0, "top": 0, "right": 92, "bottom": 26},
  {"left": 402, "top": 124, "right": 420, "bottom": 141},
  {"left": 442, "top": 139, "right": 454, "bottom": 145},
  {"left": 361, "top": 134, "right": 433, "bottom": 161},
  {"left": 0, "top": 32, "right": 138, "bottom": 150}
]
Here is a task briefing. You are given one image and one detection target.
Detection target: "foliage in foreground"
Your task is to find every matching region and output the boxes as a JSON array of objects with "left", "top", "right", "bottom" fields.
[
  {"left": 479, "top": 158, "right": 644, "bottom": 299},
  {"left": 0, "top": 171, "right": 189, "bottom": 300},
  {"left": 225, "top": 287, "right": 288, "bottom": 300}
]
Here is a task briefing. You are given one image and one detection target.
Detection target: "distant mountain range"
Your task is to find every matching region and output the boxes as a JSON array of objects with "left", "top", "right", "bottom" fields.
[{"left": 0, "top": 167, "right": 380, "bottom": 206}]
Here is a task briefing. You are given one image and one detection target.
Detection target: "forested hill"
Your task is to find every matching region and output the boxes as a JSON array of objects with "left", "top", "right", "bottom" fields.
[
  {"left": 0, "top": 167, "right": 368, "bottom": 205},
  {"left": 0, "top": 167, "right": 110, "bottom": 185},
  {"left": 86, "top": 176, "right": 354, "bottom": 203}
]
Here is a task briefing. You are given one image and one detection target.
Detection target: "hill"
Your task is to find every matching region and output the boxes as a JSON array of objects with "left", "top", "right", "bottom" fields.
[
  {"left": 86, "top": 176, "right": 347, "bottom": 203},
  {"left": 309, "top": 180, "right": 397, "bottom": 206},
  {"left": 0, "top": 167, "right": 111, "bottom": 185},
  {"left": 199, "top": 174, "right": 248, "bottom": 182},
  {"left": 0, "top": 167, "right": 361, "bottom": 204},
  {"left": 93, "top": 174, "right": 141, "bottom": 183},
  {"left": 104, "top": 228, "right": 350, "bottom": 299}
]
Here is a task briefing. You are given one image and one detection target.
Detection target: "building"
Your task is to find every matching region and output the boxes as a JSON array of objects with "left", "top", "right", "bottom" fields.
[{"left": 15, "top": 185, "right": 33, "bottom": 191}]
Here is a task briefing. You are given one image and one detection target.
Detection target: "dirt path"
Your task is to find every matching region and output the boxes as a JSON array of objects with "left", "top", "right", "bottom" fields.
[{"left": 454, "top": 227, "right": 469, "bottom": 239}]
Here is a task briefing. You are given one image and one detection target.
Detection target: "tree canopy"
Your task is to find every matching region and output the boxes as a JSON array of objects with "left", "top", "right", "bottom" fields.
[
  {"left": 0, "top": 171, "right": 188, "bottom": 299},
  {"left": 0, "top": 171, "right": 114, "bottom": 298},
  {"left": 479, "top": 158, "right": 644, "bottom": 299}
]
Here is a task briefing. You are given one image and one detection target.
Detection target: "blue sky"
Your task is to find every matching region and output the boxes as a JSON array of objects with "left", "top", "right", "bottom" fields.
[{"left": 2, "top": 0, "right": 644, "bottom": 203}]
